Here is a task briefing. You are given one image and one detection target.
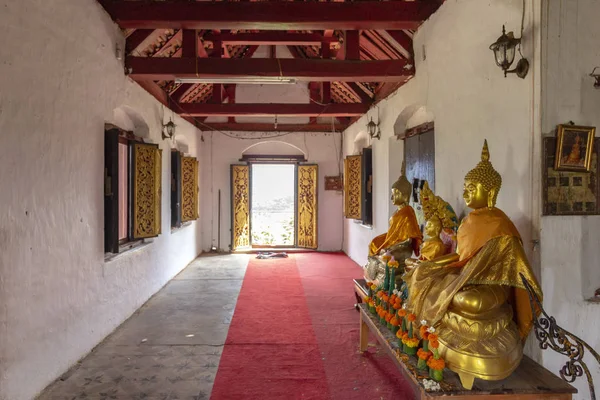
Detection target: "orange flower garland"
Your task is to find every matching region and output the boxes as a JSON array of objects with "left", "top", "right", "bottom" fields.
[
  {"left": 407, "top": 313, "right": 417, "bottom": 322},
  {"left": 417, "top": 348, "right": 432, "bottom": 360},
  {"left": 390, "top": 316, "right": 399, "bottom": 327},
  {"left": 419, "top": 326, "right": 430, "bottom": 340},
  {"left": 427, "top": 357, "right": 446, "bottom": 370},
  {"left": 401, "top": 333, "right": 419, "bottom": 348},
  {"left": 397, "top": 309, "right": 407, "bottom": 318}
]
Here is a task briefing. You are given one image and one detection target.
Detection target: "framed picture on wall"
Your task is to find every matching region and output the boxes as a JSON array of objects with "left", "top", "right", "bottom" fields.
[
  {"left": 554, "top": 124, "right": 596, "bottom": 172},
  {"left": 543, "top": 136, "right": 600, "bottom": 216}
]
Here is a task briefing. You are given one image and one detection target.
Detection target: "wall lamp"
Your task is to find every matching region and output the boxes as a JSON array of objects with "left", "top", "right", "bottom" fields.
[
  {"left": 590, "top": 67, "right": 600, "bottom": 89},
  {"left": 162, "top": 118, "right": 176, "bottom": 140},
  {"left": 366, "top": 117, "right": 381, "bottom": 140},
  {"left": 489, "top": 25, "right": 529, "bottom": 79}
]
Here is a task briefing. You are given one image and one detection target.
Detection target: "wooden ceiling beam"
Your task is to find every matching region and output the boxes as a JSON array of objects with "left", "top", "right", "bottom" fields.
[
  {"left": 125, "top": 29, "right": 155, "bottom": 53},
  {"left": 198, "top": 122, "right": 347, "bottom": 132},
  {"left": 177, "top": 103, "right": 369, "bottom": 117},
  {"left": 386, "top": 30, "right": 414, "bottom": 59},
  {"left": 126, "top": 57, "right": 413, "bottom": 82},
  {"left": 204, "top": 32, "right": 339, "bottom": 46},
  {"left": 98, "top": 1, "right": 439, "bottom": 30}
]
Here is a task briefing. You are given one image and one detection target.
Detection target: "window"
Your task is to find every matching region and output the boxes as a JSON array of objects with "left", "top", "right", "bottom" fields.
[
  {"left": 343, "top": 148, "right": 373, "bottom": 225},
  {"left": 104, "top": 127, "right": 162, "bottom": 254},
  {"left": 171, "top": 150, "right": 199, "bottom": 229}
]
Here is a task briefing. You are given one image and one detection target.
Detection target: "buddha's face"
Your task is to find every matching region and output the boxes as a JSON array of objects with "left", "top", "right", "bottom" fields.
[
  {"left": 424, "top": 218, "right": 442, "bottom": 238},
  {"left": 391, "top": 188, "right": 409, "bottom": 206},
  {"left": 463, "top": 180, "right": 490, "bottom": 209}
]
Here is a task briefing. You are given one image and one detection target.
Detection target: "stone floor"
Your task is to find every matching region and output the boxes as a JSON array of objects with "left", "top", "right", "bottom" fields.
[{"left": 37, "top": 254, "right": 248, "bottom": 400}]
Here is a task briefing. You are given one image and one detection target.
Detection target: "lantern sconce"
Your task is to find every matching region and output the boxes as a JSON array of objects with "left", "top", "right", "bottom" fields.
[
  {"left": 589, "top": 67, "right": 600, "bottom": 89},
  {"left": 162, "top": 118, "right": 176, "bottom": 140},
  {"left": 366, "top": 117, "right": 381, "bottom": 140},
  {"left": 489, "top": 25, "right": 529, "bottom": 79}
]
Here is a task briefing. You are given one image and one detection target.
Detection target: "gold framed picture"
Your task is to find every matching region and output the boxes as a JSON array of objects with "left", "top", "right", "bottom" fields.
[{"left": 554, "top": 124, "right": 596, "bottom": 172}]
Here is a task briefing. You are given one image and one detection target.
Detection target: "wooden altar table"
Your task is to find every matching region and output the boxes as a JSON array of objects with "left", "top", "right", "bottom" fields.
[{"left": 357, "top": 302, "right": 577, "bottom": 400}]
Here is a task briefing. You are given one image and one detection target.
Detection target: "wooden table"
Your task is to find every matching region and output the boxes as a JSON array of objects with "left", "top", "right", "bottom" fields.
[{"left": 358, "top": 303, "right": 577, "bottom": 400}]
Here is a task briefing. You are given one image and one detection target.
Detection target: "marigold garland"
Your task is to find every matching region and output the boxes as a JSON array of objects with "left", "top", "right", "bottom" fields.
[
  {"left": 390, "top": 316, "right": 399, "bottom": 327},
  {"left": 402, "top": 336, "right": 420, "bottom": 348},
  {"left": 428, "top": 334, "right": 438, "bottom": 342},
  {"left": 397, "top": 309, "right": 407, "bottom": 317},
  {"left": 407, "top": 313, "right": 417, "bottom": 322},
  {"left": 427, "top": 357, "right": 446, "bottom": 371},
  {"left": 417, "top": 348, "right": 432, "bottom": 360},
  {"left": 419, "top": 326, "right": 430, "bottom": 340},
  {"left": 396, "top": 329, "right": 404, "bottom": 340},
  {"left": 430, "top": 339, "right": 440, "bottom": 349}
]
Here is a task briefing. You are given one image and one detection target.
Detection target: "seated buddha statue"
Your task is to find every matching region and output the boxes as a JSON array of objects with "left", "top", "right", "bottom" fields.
[
  {"left": 364, "top": 162, "right": 422, "bottom": 286},
  {"left": 403, "top": 141, "right": 543, "bottom": 389}
]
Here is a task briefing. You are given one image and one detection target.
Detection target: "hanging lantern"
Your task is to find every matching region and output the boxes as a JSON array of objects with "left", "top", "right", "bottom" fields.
[
  {"left": 367, "top": 117, "right": 380, "bottom": 140},
  {"left": 162, "top": 118, "right": 176, "bottom": 140}
]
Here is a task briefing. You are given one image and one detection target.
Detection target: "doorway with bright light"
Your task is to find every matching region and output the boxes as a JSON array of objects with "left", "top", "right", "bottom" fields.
[{"left": 250, "top": 164, "right": 296, "bottom": 247}]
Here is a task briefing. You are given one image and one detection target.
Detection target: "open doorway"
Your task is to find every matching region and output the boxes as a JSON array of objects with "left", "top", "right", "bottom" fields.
[{"left": 250, "top": 164, "right": 296, "bottom": 247}]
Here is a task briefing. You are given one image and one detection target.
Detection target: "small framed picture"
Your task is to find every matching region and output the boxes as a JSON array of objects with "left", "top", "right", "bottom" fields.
[{"left": 554, "top": 124, "right": 596, "bottom": 172}]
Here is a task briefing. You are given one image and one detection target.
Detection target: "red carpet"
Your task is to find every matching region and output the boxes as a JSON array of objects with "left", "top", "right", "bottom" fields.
[{"left": 211, "top": 253, "right": 411, "bottom": 400}]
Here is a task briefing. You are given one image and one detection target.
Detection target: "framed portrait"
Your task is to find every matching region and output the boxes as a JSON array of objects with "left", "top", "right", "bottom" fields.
[{"left": 554, "top": 124, "right": 596, "bottom": 172}]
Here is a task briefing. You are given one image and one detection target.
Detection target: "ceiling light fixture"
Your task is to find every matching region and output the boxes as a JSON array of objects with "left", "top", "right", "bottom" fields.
[{"left": 175, "top": 77, "right": 298, "bottom": 85}]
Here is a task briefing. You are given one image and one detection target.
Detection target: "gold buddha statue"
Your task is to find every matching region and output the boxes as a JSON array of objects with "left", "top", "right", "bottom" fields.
[
  {"left": 403, "top": 140, "right": 542, "bottom": 389},
  {"left": 364, "top": 162, "right": 422, "bottom": 285}
]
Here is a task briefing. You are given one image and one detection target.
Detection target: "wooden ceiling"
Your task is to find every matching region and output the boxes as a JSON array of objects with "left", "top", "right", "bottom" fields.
[{"left": 99, "top": 1, "right": 443, "bottom": 132}]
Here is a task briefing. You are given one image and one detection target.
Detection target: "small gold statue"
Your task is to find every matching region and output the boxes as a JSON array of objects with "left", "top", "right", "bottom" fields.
[
  {"left": 418, "top": 181, "right": 458, "bottom": 261},
  {"left": 364, "top": 162, "right": 422, "bottom": 285},
  {"left": 403, "top": 140, "right": 542, "bottom": 389}
]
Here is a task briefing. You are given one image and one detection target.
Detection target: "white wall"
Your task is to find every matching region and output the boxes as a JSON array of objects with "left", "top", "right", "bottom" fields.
[
  {"left": 201, "top": 132, "right": 344, "bottom": 252},
  {"left": 540, "top": 0, "right": 600, "bottom": 397},
  {"left": 343, "top": 0, "right": 542, "bottom": 270},
  {"left": 0, "top": 2, "right": 204, "bottom": 399}
]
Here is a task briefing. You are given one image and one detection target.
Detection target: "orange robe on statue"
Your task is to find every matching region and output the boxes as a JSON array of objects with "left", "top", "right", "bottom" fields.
[{"left": 368, "top": 206, "right": 422, "bottom": 257}]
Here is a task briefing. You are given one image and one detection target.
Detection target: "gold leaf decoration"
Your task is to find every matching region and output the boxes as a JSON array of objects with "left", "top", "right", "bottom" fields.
[
  {"left": 344, "top": 155, "right": 362, "bottom": 219},
  {"left": 133, "top": 143, "right": 161, "bottom": 239},
  {"left": 181, "top": 156, "right": 199, "bottom": 222},
  {"left": 231, "top": 165, "right": 250, "bottom": 250},
  {"left": 297, "top": 164, "right": 318, "bottom": 249}
]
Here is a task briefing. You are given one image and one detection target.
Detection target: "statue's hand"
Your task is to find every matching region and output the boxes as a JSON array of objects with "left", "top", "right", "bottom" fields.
[{"left": 404, "top": 257, "right": 420, "bottom": 272}]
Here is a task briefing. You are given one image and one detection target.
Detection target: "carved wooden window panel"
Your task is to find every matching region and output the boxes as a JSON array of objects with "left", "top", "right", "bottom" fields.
[
  {"left": 344, "top": 155, "right": 363, "bottom": 220},
  {"left": 181, "top": 156, "right": 199, "bottom": 222}
]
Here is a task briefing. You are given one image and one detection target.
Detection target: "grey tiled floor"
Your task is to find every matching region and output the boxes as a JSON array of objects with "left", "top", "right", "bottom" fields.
[{"left": 37, "top": 254, "right": 248, "bottom": 400}]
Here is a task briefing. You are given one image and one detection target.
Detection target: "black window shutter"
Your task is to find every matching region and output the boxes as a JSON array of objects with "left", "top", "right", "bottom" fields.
[
  {"left": 104, "top": 129, "right": 120, "bottom": 253},
  {"left": 171, "top": 150, "right": 182, "bottom": 228},
  {"left": 361, "top": 147, "right": 373, "bottom": 225}
]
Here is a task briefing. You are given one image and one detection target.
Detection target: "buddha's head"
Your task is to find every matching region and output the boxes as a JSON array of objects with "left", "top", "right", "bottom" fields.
[
  {"left": 391, "top": 161, "right": 412, "bottom": 206},
  {"left": 463, "top": 140, "right": 502, "bottom": 209},
  {"left": 424, "top": 216, "right": 442, "bottom": 238}
]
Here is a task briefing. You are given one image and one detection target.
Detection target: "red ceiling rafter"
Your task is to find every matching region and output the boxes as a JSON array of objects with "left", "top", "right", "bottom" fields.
[
  {"left": 177, "top": 103, "right": 369, "bottom": 117},
  {"left": 125, "top": 57, "right": 413, "bottom": 82},
  {"left": 204, "top": 31, "right": 339, "bottom": 46},
  {"left": 125, "top": 29, "right": 155, "bottom": 53},
  {"left": 386, "top": 30, "right": 414, "bottom": 59},
  {"left": 99, "top": 1, "right": 440, "bottom": 30},
  {"left": 198, "top": 123, "right": 348, "bottom": 133}
]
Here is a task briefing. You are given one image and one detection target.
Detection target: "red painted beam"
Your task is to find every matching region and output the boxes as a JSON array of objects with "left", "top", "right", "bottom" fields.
[
  {"left": 98, "top": 1, "right": 439, "bottom": 30},
  {"left": 177, "top": 103, "right": 369, "bottom": 117},
  {"left": 198, "top": 122, "right": 348, "bottom": 132},
  {"left": 126, "top": 29, "right": 155, "bottom": 53},
  {"left": 386, "top": 30, "right": 414, "bottom": 58},
  {"left": 126, "top": 57, "right": 413, "bottom": 82},
  {"left": 182, "top": 29, "right": 197, "bottom": 58},
  {"left": 344, "top": 31, "right": 360, "bottom": 60},
  {"left": 204, "top": 32, "right": 339, "bottom": 46}
]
